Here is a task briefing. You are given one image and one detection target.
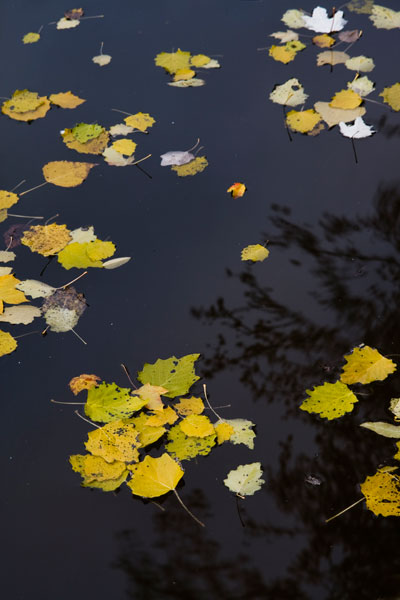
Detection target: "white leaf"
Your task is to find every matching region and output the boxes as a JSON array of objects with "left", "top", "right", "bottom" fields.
[
  {"left": 222, "top": 419, "right": 256, "bottom": 449},
  {"left": 302, "top": 6, "right": 347, "bottom": 33},
  {"left": 168, "top": 79, "right": 205, "bottom": 88},
  {"left": 57, "top": 17, "right": 80, "bottom": 29},
  {"left": 0, "top": 267, "right": 12, "bottom": 276},
  {"left": 345, "top": 55, "right": 375, "bottom": 72},
  {"left": 224, "top": 463, "right": 265, "bottom": 497},
  {"left": 348, "top": 76, "right": 375, "bottom": 97},
  {"left": 15, "top": 279, "right": 56, "bottom": 299},
  {"left": 44, "top": 307, "right": 79, "bottom": 332},
  {"left": 200, "top": 59, "right": 220, "bottom": 69},
  {"left": 270, "top": 30, "right": 299, "bottom": 42},
  {"left": 361, "top": 421, "right": 400, "bottom": 438},
  {"left": 160, "top": 151, "right": 195, "bottom": 166},
  {"left": 109, "top": 124, "right": 135, "bottom": 137},
  {"left": 269, "top": 78, "right": 308, "bottom": 107},
  {"left": 103, "top": 147, "right": 135, "bottom": 166},
  {"left": 0, "top": 305, "right": 41, "bottom": 325},
  {"left": 92, "top": 54, "right": 112, "bottom": 66},
  {"left": 390, "top": 398, "right": 400, "bottom": 419},
  {"left": 0, "top": 250, "right": 16, "bottom": 263},
  {"left": 69, "top": 226, "right": 97, "bottom": 244},
  {"left": 339, "top": 117, "right": 375, "bottom": 139},
  {"left": 102, "top": 257, "right": 131, "bottom": 270}
]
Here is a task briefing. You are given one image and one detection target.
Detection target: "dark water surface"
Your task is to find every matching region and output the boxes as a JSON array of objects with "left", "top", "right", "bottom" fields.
[{"left": 2, "top": 1, "right": 400, "bottom": 598}]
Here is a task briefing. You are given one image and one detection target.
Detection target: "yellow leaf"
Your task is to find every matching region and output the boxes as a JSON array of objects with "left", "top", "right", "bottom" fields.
[
  {"left": 330, "top": 89, "right": 362, "bottom": 109},
  {"left": 57, "top": 240, "right": 115, "bottom": 269},
  {"left": 0, "top": 210, "right": 8, "bottom": 224},
  {"left": 286, "top": 109, "right": 322, "bottom": 133},
  {"left": 49, "top": 91, "right": 85, "bottom": 108},
  {"left": 369, "top": 5, "right": 400, "bottom": 29},
  {"left": 340, "top": 346, "right": 396, "bottom": 385},
  {"left": 70, "top": 454, "right": 128, "bottom": 491},
  {"left": 317, "top": 51, "right": 350, "bottom": 66},
  {"left": 2, "top": 95, "right": 50, "bottom": 121},
  {"left": 165, "top": 424, "right": 216, "bottom": 460},
  {"left": 126, "top": 413, "right": 166, "bottom": 447},
  {"left": 180, "top": 415, "right": 214, "bottom": 438},
  {"left": 132, "top": 383, "right": 167, "bottom": 411},
  {"left": 269, "top": 45, "right": 296, "bottom": 64},
  {"left": 147, "top": 406, "right": 178, "bottom": 427},
  {"left": 154, "top": 49, "right": 191, "bottom": 74},
  {"left": 111, "top": 138, "right": 137, "bottom": 156},
  {"left": 300, "top": 381, "right": 358, "bottom": 420},
  {"left": 241, "top": 244, "right": 269, "bottom": 262},
  {"left": 394, "top": 442, "right": 400, "bottom": 460},
  {"left": 171, "top": 156, "right": 208, "bottom": 176},
  {"left": 360, "top": 468, "right": 400, "bottom": 516},
  {"left": 85, "top": 419, "right": 141, "bottom": 463},
  {"left": 223, "top": 419, "right": 256, "bottom": 449},
  {"left": 124, "top": 112, "right": 156, "bottom": 132},
  {"left": 313, "top": 34, "right": 335, "bottom": 47},
  {"left": 380, "top": 83, "right": 400, "bottom": 111},
  {"left": 174, "top": 396, "right": 204, "bottom": 416},
  {"left": 270, "top": 30, "right": 299, "bottom": 43},
  {"left": 314, "top": 101, "right": 365, "bottom": 127},
  {"left": 69, "top": 373, "right": 101, "bottom": 395},
  {"left": 21, "top": 223, "right": 71, "bottom": 257},
  {"left": 215, "top": 422, "right": 234, "bottom": 444},
  {"left": 0, "top": 275, "right": 26, "bottom": 314},
  {"left": 227, "top": 183, "right": 246, "bottom": 198},
  {"left": 345, "top": 56, "right": 375, "bottom": 72},
  {"left": 190, "top": 54, "right": 211, "bottom": 67},
  {"left": 0, "top": 329, "right": 18, "bottom": 356},
  {"left": 285, "top": 40, "right": 305, "bottom": 53},
  {"left": 127, "top": 453, "right": 184, "bottom": 498},
  {"left": 42, "top": 161, "right": 96, "bottom": 187},
  {"left": 174, "top": 68, "right": 195, "bottom": 81},
  {"left": 2, "top": 89, "right": 43, "bottom": 112},
  {"left": 23, "top": 32, "right": 40, "bottom": 44},
  {"left": 0, "top": 191, "right": 18, "bottom": 210},
  {"left": 62, "top": 129, "right": 109, "bottom": 155}
]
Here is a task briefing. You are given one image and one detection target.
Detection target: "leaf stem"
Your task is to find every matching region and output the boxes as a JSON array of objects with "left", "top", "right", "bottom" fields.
[
  {"left": 173, "top": 489, "right": 205, "bottom": 527},
  {"left": 55, "top": 270, "right": 88, "bottom": 290},
  {"left": 325, "top": 497, "right": 364, "bottom": 523},
  {"left": 10, "top": 179, "right": 26, "bottom": 193},
  {"left": 74, "top": 409, "right": 101, "bottom": 428},
  {"left": 51, "top": 399, "right": 85, "bottom": 405},
  {"left": 203, "top": 384, "right": 222, "bottom": 421}
]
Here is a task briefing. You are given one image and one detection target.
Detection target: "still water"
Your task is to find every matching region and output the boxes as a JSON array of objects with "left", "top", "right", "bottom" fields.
[{"left": 2, "top": 1, "right": 400, "bottom": 598}]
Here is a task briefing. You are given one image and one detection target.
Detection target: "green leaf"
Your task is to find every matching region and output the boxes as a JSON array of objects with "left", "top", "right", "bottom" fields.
[
  {"left": 85, "top": 382, "right": 147, "bottom": 423},
  {"left": 300, "top": 381, "right": 358, "bottom": 420},
  {"left": 137, "top": 354, "right": 200, "bottom": 398},
  {"left": 222, "top": 418, "right": 256, "bottom": 449},
  {"left": 224, "top": 462, "right": 265, "bottom": 497},
  {"left": 360, "top": 421, "right": 400, "bottom": 438},
  {"left": 165, "top": 424, "right": 216, "bottom": 460},
  {"left": 72, "top": 123, "right": 105, "bottom": 143}
]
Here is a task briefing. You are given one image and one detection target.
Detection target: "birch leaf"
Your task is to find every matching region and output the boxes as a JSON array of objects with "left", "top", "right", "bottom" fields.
[
  {"left": 281, "top": 9, "right": 306, "bottom": 29},
  {"left": 369, "top": 5, "right": 400, "bottom": 29},
  {"left": 314, "top": 102, "right": 365, "bottom": 127},
  {"left": 57, "top": 17, "right": 80, "bottom": 29},
  {"left": 269, "top": 78, "right": 308, "bottom": 107},
  {"left": 224, "top": 463, "right": 264, "bottom": 497},
  {"left": 22, "top": 224, "right": 71, "bottom": 256},
  {"left": 137, "top": 354, "right": 200, "bottom": 398},
  {"left": 0, "top": 305, "right": 41, "bottom": 324},
  {"left": 380, "top": 83, "right": 400, "bottom": 111},
  {"left": 390, "top": 398, "right": 400, "bottom": 419},
  {"left": 111, "top": 139, "right": 137, "bottom": 156},
  {"left": 340, "top": 346, "right": 396, "bottom": 384},
  {"left": 0, "top": 274, "right": 28, "bottom": 313},
  {"left": 123, "top": 113, "right": 155, "bottom": 131},
  {"left": 317, "top": 51, "right": 350, "bottom": 66},
  {"left": 300, "top": 381, "right": 358, "bottom": 420},
  {"left": 23, "top": 32, "right": 40, "bottom": 44},
  {"left": 180, "top": 415, "right": 214, "bottom": 438},
  {"left": 345, "top": 56, "right": 375, "bottom": 72},
  {"left": 270, "top": 30, "right": 299, "bottom": 42},
  {"left": 330, "top": 89, "right": 362, "bottom": 109},
  {"left": 241, "top": 244, "right": 269, "bottom": 262},
  {"left": 269, "top": 45, "right": 296, "bottom": 64},
  {"left": 127, "top": 453, "right": 184, "bottom": 498},
  {"left": 360, "top": 468, "right": 400, "bottom": 516},
  {"left": 92, "top": 54, "right": 112, "bottom": 66},
  {"left": 109, "top": 124, "right": 134, "bottom": 136},
  {"left": 160, "top": 150, "right": 195, "bottom": 166},
  {"left": 227, "top": 183, "right": 246, "bottom": 198},
  {"left": 223, "top": 419, "right": 256, "bottom": 449},
  {"left": 126, "top": 413, "right": 166, "bottom": 447},
  {"left": 15, "top": 279, "right": 55, "bottom": 299},
  {"left": 313, "top": 34, "right": 335, "bottom": 47},
  {"left": 165, "top": 424, "right": 216, "bottom": 461},
  {"left": 215, "top": 422, "right": 234, "bottom": 444},
  {"left": 286, "top": 109, "right": 322, "bottom": 133},
  {"left": 171, "top": 156, "right": 208, "bottom": 176},
  {"left": 49, "top": 91, "right": 85, "bottom": 108},
  {"left": 0, "top": 250, "right": 16, "bottom": 263},
  {"left": 348, "top": 76, "right": 375, "bottom": 97},
  {"left": 85, "top": 382, "right": 147, "bottom": 423},
  {"left": 168, "top": 79, "right": 205, "bottom": 88},
  {"left": 57, "top": 240, "right": 115, "bottom": 269},
  {"left": 85, "top": 419, "right": 141, "bottom": 464},
  {"left": 174, "top": 396, "right": 204, "bottom": 416},
  {"left": 0, "top": 191, "right": 18, "bottom": 210},
  {"left": 0, "top": 330, "right": 17, "bottom": 356},
  {"left": 70, "top": 454, "right": 128, "bottom": 491},
  {"left": 146, "top": 406, "right": 178, "bottom": 426},
  {"left": 42, "top": 161, "right": 95, "bottom": 187}
]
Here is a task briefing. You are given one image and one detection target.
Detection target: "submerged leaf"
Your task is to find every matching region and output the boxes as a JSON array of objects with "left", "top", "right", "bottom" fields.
[
  {"left": 300, "top": 381, "right": 358, "bottom": 420},
  {"left": 127, "top": 453, "right": 184, "bottom": 498},
  {"left": 224, "top": 463, "right": 265, "bottom": 496},
  {"left": 347, "top": 0, "right": 374, "bottom": 14},
  {"left": 137, "top": 354, "right": 200, "bottom": 398},
  {"left": 361, "top": 468, "right": 400, "bottom": 516},
  {"left": 340, "top": 346, "right": 396, "bottom": 384}
]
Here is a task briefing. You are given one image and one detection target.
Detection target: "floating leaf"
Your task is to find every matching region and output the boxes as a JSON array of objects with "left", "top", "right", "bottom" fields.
[
  {"left": 69, "top": 226, "right": 97, "bottom": 244},
  {"left": 2, "top": 90, "right": 50, "bottom": 121},
  {"left": 380, "top": 83, "right": 400, "bottom": 111},
  {"left": 137, "top": 354, "right": 200, "bottom": 398},
  {"left": 0, "top": 305, "right": 41, "bottom": 325},
  {"left": 23, "top": 32, "right": 40, "bottom": 44},
  {"left": 62, "top": 129, "right": 109, "bottom": 154},
  {"left": 64, "top": 8, "right": 84, "bottom": 19},
  {"left": 0, "top": 251, "right": 16, "bottom": 263},
  {"left": 340, "top": 346, "right": 396, "bottom": 384},
  {"left": 49, "top": 91, "right": 85, "bottom": 108},
  {"left": 227, "top": 183, "right": 246, "bottom": 198},
  {"left": 146, "top": 406, "right": 178, "bottom": 426},
  {"left": 223, "top": 419, "right": 256, "bottom": 449},
  {"left": 111, "top": 139, "right": 137, "bottom": 156},
  {"left": 132, "top": 383, "right": 168, "bottom": 411},
  {"left": 171, "top": 156, "right": 208, "bottom": 176},
  {"left": 360, "top": 421, "right": 400, "bottom": 438},
  {"left": 270, "top": 30, "right": 299, "bottom": 42},
  {"left": 72, "top": 123, "right": 104, "bottom": 143},
  {"left": 42, "top": 287, "right": 86, "bottom": 332},
  {"left": 339, "top": 117, "right": 375, "bottom": 138},
  {"left": 154, "top": 49, "right": 191, "bottom": 74},
  {"left": 127, "top": 413, "right": 166, "bottom": 447},
  {"left": 42, "top": 161, "right": 95, "bottom": 187},
  {"left": 313, "top": 102, "right": 365, "bottom": 127},
  {"left": 15, "top": 279, "right": 55, "bottom": 299},
  {"left": 69, "top": 374, "right": 101, "bottom": 395},
  {"left": 348, "top": 76, "right": 375, "bottom": 97},
  {"left": 174, "top": 68, "right": 195, "bottom": 81},
  {"left": 160, "top": 150, "right": 195, "bottom": 166},
  {"left": 127, "top": 453, "right": 184, "bottom": 498},
  {"left": 109, "top": 123, "right": 134, "bottom": 136},
  {"left": 57, "top": 240, "right": 115, "bottom": 269},
  {"left": 102, "top": 256, "right": 131, "bottom": 270},
  {"left": 390, "top": 398, "right": 400, "bottom": 419},
  {"left": 347, "top": 0, "right": 374, "bottom": 14},
  {"left": 286, "top": 109, "right": 322, "bottom": 133},
  {"left": 269, "top": 45, "right": 296, "bottom": 64},
  {"left": 215, "top": 422, "right": 234, "bottom": 444},
  {"left": 241, "top": 244, "right": 269, "bottom": 262},
  {"left": 269, "top": 78, "right": 308, "bottom": 107},
  {"left": 85, "top": 420, "right": 141, "bottom": 463},
  {"left": 224, "top": 463, "right": 265, "bottom": 497},
  {"left": 300, "top": 381, "right": 358, "bottom": 420},
  {"left": 317, "top": 51, "right": 350, "bottom": 66},
  {"left": 313, "top": 34, "right": 335, "bottom": 47},
  {"left": 180, "top": 415, "right": 214, "bottom": 438},
  {"left": 70, "top": 454, "right": 128, "bottom": 491},
  {"left": 168, "top": 79, "right": 205, "bottom": 88},
  {"left": 0, "top": 330, "right": 17, "bottom": 356},
  {"left": 0, "top": 267, "right": 11, "bottom": 276},
  {"left": 190, "top": 54, "right": 212, "bottom": 67},
  {"left": 174, "top": 396, "right": 204, "bottom": 416},
  {"left": 345, "top": 56, "right": 375, "bottom": 72},
  {"left": 92, "top": 54, "right": 112, "bottom": 66},
  {"left": 43, "top": 307, "right": 79, "bottom": 332},
  {"left": 22, "top": 223, "right": 71, "bottom": 256},
  {"left": 165, "top": 424, "right": 216, "bottom": 461},
  {"left": 57, "top": 17, "right": 80, "bottom": 29},
  {"left": 124, "top": 112, "right": 156, "bottom": 132},
  {"left": 394, "top": 442, "right": 400, "bottom": 460},
  {"left": 85, "top": 382, "right": 147, "bottom": 423},
  {"left": 281, "top": 9, "right": 305, "bottom": 29},
  {"left": 0, "top": 274, "right": 28, "bottom": 313},
  {"left": 338, "top": 29, "right": 362, "bottom": 42},
  {"left": 302, "top": 7, "right": 347, "bottom": 32},
  {"left": 360, "top": 468, "right": 400, "bottom": 516},
  {"left": 330, "top": 89, "right": 362, "bottom": 109},
  {"left": 369, "top": 5, "right": 400, "bottom": 29}
]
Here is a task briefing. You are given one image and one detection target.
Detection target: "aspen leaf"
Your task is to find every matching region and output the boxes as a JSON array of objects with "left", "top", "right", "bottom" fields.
[
  {"left": 111, "top": 139, "right": 137, "bottom": 156},
  {"left": 49, "top": 91, "right": 85, "bottom": 108},
  {"left": 146, "top": 406, "right": 178, "bottom": 426},
  {"left": 43, "top": 306, "right": 79, "bottom": 332},
  {"left": 369, "top": 5, "right": 400, "bottom": 29},
  {"left": 0, "top": 191, "right": 18, "bottom": 211},
  {"left": 85, "top": 382, "right": 148, "bottom": 423},
  {"left": 180, "top": 415, "right": 214, "bottom": 438},
  {"left": 269, "top": 45, "right": 296, "bottom": 64},
  {"left": 160, "top": 150, "right": 195, "bottom": 167},
  {"left": 69, "top": 373, "right": 101, "bottom": 395},
  {"left": 0, "top": 274, "right": 28, "bottom": 313},
  {"left": 171, "top": 157, "right": 208, "bottom": 176},
  {"left": 317, "top": 51, "right": 350, "bottom": 66},
  {"left": 70, "top": 454, "right": 128, "bottom": 491},
  {"left": 2, "top": 89, "right": 43, "bottom": 113},
  {"left": 0, "top": 305, "right": 41, "bottom": 325},
  {"left": 0, "top": 330, "right": 17, "bottom": 356},
  {"left": 394, "top": 442, "right": 400, "bottom": 460},
  {"left": 15, "top": 279, "right": 55, "bottom": 299},
  {"left": 241, "top": 244, "right": 269, "bottom": 262},
  {"left": 380, "top": 83, "right": 400, "bottom": 111},
  {"left": 330, "top": 89, "right": 362, "bottom": 109},
  {"left": 85, "top": 420, "right": 141, "bottom": 464},
  {"left": 57, "top": 240, "right": 115, "bottom": 269},
  {"left": 21, "top": 223, "right": 71, "bottom": 256},
  {"left": 269, "top": 78, "right": 308, "bottom": 107},
  {"left": 227, "top": 183, "right": 246, "bottom": 198},
  {"left": 72, "top": 123, "right": 104, "bottom": 143},
  {"left": 313, "top": 34, "right": 335, "bottom": 47},
  {"left": 127, "top": 413, "right": 166, "bottom": 447},
  {"left": 62, "top": 129, "right": 109, "bottom": 154},
  {"left": 286, "top": 109, "right": 322, "bottom": 133},
  {"left": 23, "top": 32, "right": 40, "bottom": 44},
  {"left": 57, "top": 17, "right": 80, "bottom": 29},
  {"left": 348, "top": 76, "right": 375, "bottom": 97},
  {"left": 43, "top": 287, "right": 86, "bottom": 332},
  {"left": 302, "top": 7, "right": 347, "bottom": 33},
  {"left": 165, "top": 424, "right": 216, "bottom": 461},
  {"left": 174, "top": 396, "right": 204, "bottom": 416},
  {"left": 339, "top": 117, "right": 375, "bottom": 138},
  {"left": 281, "top": 9, "right": 306, "bottom": 29},
  {"left": 270, "top": 30, "right": 299, "bottom": 43},
  {"left": 124, "top": 112, "right": 156, "bottom": 132},
  {"left": 345, "top": 56, "right": 375, "bottom": 72},
  {"left": 174, "top": 68, "right": 195, "bottom": 81},
  {"left": 224, "top": 463, "right": 264, "bottom": 497},
  {"left": 360, "top": 468, "right": 400, "bottom": 516},
  {"left": 42, "top": 161, "right": 95, "bottom": 187},
  {"left": 0, "top": 251, "right": 16, "bottom": 263},
  {"left": 300, "top": 381, "right": 358, "bottom": 419},
  {"left": 215, "top": 422, "right": 234, "bottom": 444},
  {"left": 314, "top": 102, "right": 365, "bottom": 127},
  {"left": 127, "top": 453, "right": 184, "bottom": 498},
  {"left": 64, "top": 8, "right": 84, "bottom": 19},
  {"left": 340, "top": 346, "right": 396, "bottom": 384},
  {"left": 137, "top": 354, "right": 200, "bottom": 398},
  {"left": 347, "top": 0, "right": 374, "bottom": 14},
  {"left": 190, "top": 54, "right": 212, "bottom": 67},
  {"left": 92, "top": 54, "right": 112, "bottom": 66},
  {"left": 154, "top": 49, "right": 191, "bottom": 74},
  {"left": 360, "top": 421, "right": 400, "bottom": 438},
  {"left": 0, "top": 210, "right": 8, "bottom": 224},
  {"left": 223, "top": 419, "right": 256, "bottom": 449}
]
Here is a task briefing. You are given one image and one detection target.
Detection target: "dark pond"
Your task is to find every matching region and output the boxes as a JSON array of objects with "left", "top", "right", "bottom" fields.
[{"left": 2, "top": 0, "right": 400, "bottom": 598}]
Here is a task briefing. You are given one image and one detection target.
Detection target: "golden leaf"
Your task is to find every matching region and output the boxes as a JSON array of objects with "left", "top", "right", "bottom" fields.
[
  {"left": 171, "top": 156, "right": 208, "bottom": 176},
  {"left": 42, "top": 161, "right": 95, "bottom": 187},
  {"left": 21, "top": 223, "right": 72, "bottom": 256},
  {"left": 241, "top": 244, "right": 269, "bottom": 262},
  {"left": 215, "top": 422, "right": 234, "bottom": 444},
  {"left": 111, "top": 139, "right": 137, "bottom": 156},
  {"left": 127, "top": 453, "right": 184, "bottom": 498},
  {"left": 85, "top": 419, "right": 141, "bottom": 463},
  {"left": 0, "top": 330, "right": 18, "bottom": 355},
  {"left": 57, "top": 240, "right": 115, "bottom": 269},
  {"left": 146, "top": 406, "right": 178, "bottom": 427},
  {"left": 360, "top": 468, "right": 400, "bottom": 516},
  {"left": 227, "top": 183, "right": 246, "bottom": 198},
  {"left": 269, "top": 45, "right": 296, "bottom": 64},
  {"left": 2, "top": 91, "right": 50, "bottom": 121},
  {"left": 180, "top": 415, "right": 214, "bottom": 438},
  {"left": 300, "top": 381, "right": 358, "bottom": 420},
  {"left": 0, "top": 191, "right": 19, "bottom": 210},
  {"left": 49, "top": 91, "right": 85, "bottom": 108},
  {"left": 317, "top": 51, "right": 350, "bottom": 66},
  {"left": 70, "top": 454, "right": 128, "bottom": 491},
  {"left": 126, "top": 413, "right": 166, "bottom": 447},
  {"left": 23, "top": 32, "right": 40, "bottom": 44},
  {"left": 313, "top": 102, "right": 365, "bottom": 127},
  {"left": 132, "top": 383, "right": 167, "bottom": 411},
  {"left": 313, "top": 34, "right": 335, "bottom": 47},
  {"left": 286, "top": 109, "right": 322, "bottom": 133},
  {"left": 69, "top": 373, "right": 101, "bottom": 395},
  {"left": 62, "top": 129, "right": 109, "bottom": 154},
  {"left": 165, "top": 425, "right": 216, "bottom": 460},
  {"left": 330, "top": 89, "right": 362, "bottom": 109},
  {"left": 154, "top": 49, "right": 191, "bottom": 74},
  {"left": 340, "top": 346, "right": 396, "bottom": 385},
  {"left": 174, "top": 396, "right": 204, "bottom": 417},
  {"left": 0, "top": 274, "right": 28, "bottom": 313},
  {"left": 191, "top": 54, "right": 211, "bottom": 66},
  {"left": 124, "top": 112, "right": 156, "bottom": 132},
  {"left": 174, "top": 68, "right": 196, "bottom": 81},
  {"left": 380, "top": 83, "right": 400, "bottom": 111}
]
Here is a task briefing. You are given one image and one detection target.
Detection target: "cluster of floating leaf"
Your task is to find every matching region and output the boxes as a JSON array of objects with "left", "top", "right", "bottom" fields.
[
  {"left": 62, "top": 354, "right": 264, "bottom": 524},
  {"left": 154, "top": 48, "right": 220, "bottom": 87},
  {"left": 268, "top": 5, "right": 400, "bottom": 143},
  {"left": 299, "top": 345, "right": 400, "bottom": 516}
]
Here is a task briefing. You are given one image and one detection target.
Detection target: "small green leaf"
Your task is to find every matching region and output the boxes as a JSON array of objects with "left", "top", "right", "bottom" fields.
[
  {"left": 85, "top": 382, "right": 147, "bottom": 423},
  {"left": 137, "top": 354, "right": 200, "bottom": 398}
]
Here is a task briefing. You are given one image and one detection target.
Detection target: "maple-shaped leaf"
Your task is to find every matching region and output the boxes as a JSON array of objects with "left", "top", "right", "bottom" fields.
[
  {"left": 127, "top": 413, "right": 166, "bottom": 447},
  {"left": 281, "top": 9, "right": 306, "bottom": 29},
  {"left": 380, "top": 83, "right": 400, "bottom": 111},
  {"left": 180, "top": 415, "right": 214, "bottom": 438},
  {"left": 269, "top": 78, "right": 308, "bottom": 107},
  {"left": 227, "top": 183, "right": 246, "bottom": 198},
  {"left": 49, "top": 91, "right": 85, "bottom": 108},
  {"left": 360, "top": 468, "right": 400, "bottom": 516},
  {"left": 155, "top": 49, "right": 191, "bottom": 74},
  {"left": 85, "top": 382, "right": 148, "bottom": 423},
  {"left": 369, "top": 5, "right": 400, "bottom": 29},
  {"left": 0, "top": 274, "right": 28, "bottom": 313},
  {"left": 224, "top": 463, "right": 265, "bottom": 497},
  {"left": 286, "top": 109, "right": 322, "bottom": 133},
  {"left": 42, "top": 161, "right": 96, "bottom": 187},
  {"left": 0, "top": 191, "right": 19, "bottom": 210},
  {"left": 340, "top": 346, "right": 396, "bottom": 384},
  {"left": 241, "top": 244, "right": 269, "bottom": 262},
  {"left": 85, "top": 419, "right": 141, "bottom": 463},
  {"left": 215, "top": 422, "right": 234, "bottom": 444},
  {"left": 0, "top": 329, "right": 18, "bottom": 357},
  {"left": 69, "top": 374, "right": 101, "bottom": 395},
  {"left": 165, "top": 424, "right": 216, "bottom": 461},
  {"left": 22, "top": 223, "right": 71, "bottom": 256},
  {"left": 70, "top": 454, "right": 128, "bottom": 491},
  {"left": 127, "top": 453, "right": 184, "bottom": 498},
  {"left": 339, "top": 117, "right": 375, "bottom": 139},
  {"left": 223, "top": 419, "right": 256, "bottom": 449},
  {"left": 174, "top": 396, "right": 204, "bottom": 417},
  {"left": 360, "top": 421, "right": 400, "bottom": 438},
  {"left": 23, "top": 32, "right": 40, "bottom": 44},
  {"left": 138, "top": 354, "right": 200, "bottom": 398},
  {"left": 345, "top": 56, "right": 375, "bottom": 72},
  {"left": 300, "top": 381, "right": 358, "bottom": 420},
  {"left": 302, "top": 7, "right": 347, "bottom": 33}
]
